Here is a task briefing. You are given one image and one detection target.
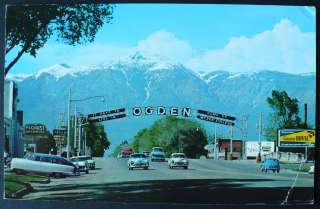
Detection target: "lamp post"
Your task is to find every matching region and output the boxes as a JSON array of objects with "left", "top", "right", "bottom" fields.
[{"left": 66, "top": 87, "right": 106, "bottom": 159}]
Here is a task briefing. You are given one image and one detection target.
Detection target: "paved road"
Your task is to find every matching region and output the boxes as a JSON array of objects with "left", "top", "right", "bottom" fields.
[{"left": 24, "top": 158, "right": 314, "bottom": 204}]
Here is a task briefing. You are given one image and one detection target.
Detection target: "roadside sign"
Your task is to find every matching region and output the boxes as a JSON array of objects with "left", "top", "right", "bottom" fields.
[
  {"left": 197, "top": 109, "right": 236, "bottom": 121},
  {"left": 88, "top": 108, "right": 125, "bottom": 118},
  {"left": 196, "top": 115, "right": 235, "bottom": 126},
  {"left": 88, "top": 113, "right": 126, "bottom": 123},
  {"left": 278, "top": 129, "right": 315, "bottom": 147},
  {"left": 53, "top": 129, "right": 67, "bottom": 136},
  {"left": 24, "top": 124, "right": 46, "bottom": 135}
]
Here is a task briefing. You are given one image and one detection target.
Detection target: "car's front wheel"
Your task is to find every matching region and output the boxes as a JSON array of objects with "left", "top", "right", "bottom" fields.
[
  {"left": 184, "top": 166, "right": 188, "bottom": 169},
  {"left": 53, "top": 172, "right": 63, "bottom": 178}
]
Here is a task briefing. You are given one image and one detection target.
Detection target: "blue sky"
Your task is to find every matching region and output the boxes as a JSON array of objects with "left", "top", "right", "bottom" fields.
[{"left": 6, "top": 4, "right": 316, "bottom": 75}]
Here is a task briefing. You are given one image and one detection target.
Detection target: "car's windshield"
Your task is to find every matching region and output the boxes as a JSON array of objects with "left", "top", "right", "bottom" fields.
[
  {"left": 172, "top": 154, "right": 185, "bottom": 158},
  {"left": 266, "top": 159, "right": 278, "bottom": 163},
  {"left": 78, "top": 157, "right": 90, "bottom": 161},
  {"left": 153, "top": 148, "right": 163, "bottom": 152},
  {"left": 131, "top": 154, "right": 146, "bottom": 158}
]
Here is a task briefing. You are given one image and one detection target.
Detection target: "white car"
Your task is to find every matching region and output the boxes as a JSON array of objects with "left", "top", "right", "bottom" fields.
[
  {"left": 309, "top": 165, "right": 314, "bottom": 174},
  {"left": 128, "top": 153, "right": 149, "bottom": 170},
  {"left": 84, "top": 156, "right": 96, "bottom": 170},
  {"left": 168, "top": 153, "right": 188, "bottom": 169},
  {"left": 10, "top": 153, "right": 78, "bottom": 178},
  {"left": 70, "top": 156, "right": 90, "bottom": 174}
]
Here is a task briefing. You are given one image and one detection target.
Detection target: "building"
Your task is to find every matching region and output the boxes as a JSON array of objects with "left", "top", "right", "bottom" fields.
[{"left": 4, "top": 80, "right": 24, "bottom": 157}]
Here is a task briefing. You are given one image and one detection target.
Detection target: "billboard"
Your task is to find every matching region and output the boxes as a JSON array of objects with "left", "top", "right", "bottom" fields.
[
  {"left": 278, "top": 129, "right": 315, "bottom": 147},
  {"left": 245, "top": 141, "right": 275, "bottom": 158},
  {"left": 24, "top": 124, "right": 46, "bottom": 135}
]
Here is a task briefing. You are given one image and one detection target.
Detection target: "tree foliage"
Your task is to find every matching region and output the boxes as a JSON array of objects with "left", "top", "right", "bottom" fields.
[
  {"left": 112, "top": 140, "right": 130, "bottom": 157},
  {"left": 5, "top": 4, "right": 113, "bottom": 75},
  {"left": 36, "top": 133, "right": 57, "bottom": 154},
  {"left": 265, "top": 90, "right": 304, "bottom": 141},
  {"left": 84, "top": 122, "right": 110, "bottom": 157},
  {"left": 129, "top": 116, "right": 208, "bottom": 158}
]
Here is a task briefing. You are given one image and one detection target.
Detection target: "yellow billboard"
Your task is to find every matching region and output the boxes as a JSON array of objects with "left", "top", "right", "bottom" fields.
[{"left": 278, "top": 129, "right": 315, "bottom": 147}]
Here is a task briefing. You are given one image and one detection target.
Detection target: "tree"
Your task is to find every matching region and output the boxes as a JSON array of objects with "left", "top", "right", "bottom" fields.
[
  {"left": 265, "top": 90, "right": 303, "bottom": 141},
  {"left": 84, "top": 122, "right": 110, "bottom": 157},
  {"left": 5, "top": 4, "right": 113, "bottom": 76},
  {"left": 167, "top": 128, "right": 207, "bottom": 158},
  {"left": 37, "top": 132, "right": 57, "bottom": 154},
  {"left": 131, "top": 116, "right": 208, "bottom": 158}
]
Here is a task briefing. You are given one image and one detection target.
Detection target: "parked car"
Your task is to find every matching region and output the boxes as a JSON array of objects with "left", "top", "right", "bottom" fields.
[
  {"left": 84, "top": 156, "right": 96, "bottom": 170},
  {"left": 142, "top": 151, "right": 150, "bottom": 157},
  {"left": 70, "top": 156, "right": 90, "bottom": 174},
  {"left": 4, "top": 152, "right": 11, "bottom": 167},
  {"left": 10, "top": 153, "right": 78, "bottom": 178},
  {"left": 260, "top": 158, "right": 280, "bottom": 173},
  {"left": 72, "top": 156, "right": 95, "bottom": 170},
  {"left": 309, "top": 165, "right": 314, "bottom": 174},
  {"left": 128, "top": 153, "right": 149, "bottom": 170},
  {"left": 151, "top": 147, "right": 166, "bottom": 162},
  {"left": 121, "top": 148, "right": 134, "bottom": 158},
  {"left": 168, "top": 153, "right": 188, "bottom": 169}
]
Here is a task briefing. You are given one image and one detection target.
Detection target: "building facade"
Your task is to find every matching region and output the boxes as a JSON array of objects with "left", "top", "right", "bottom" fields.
[{"left": 4, "top": 80, "right": 24, "bottom": 157}]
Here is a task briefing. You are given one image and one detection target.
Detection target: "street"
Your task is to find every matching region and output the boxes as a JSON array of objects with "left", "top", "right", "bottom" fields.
[{"left": 23, "top": 157, "right": 314, "bottom": 204}]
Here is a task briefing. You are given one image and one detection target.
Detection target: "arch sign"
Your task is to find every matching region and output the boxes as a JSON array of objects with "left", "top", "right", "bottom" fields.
[{"left": 85, "top": 106, "right": 236, "bottom": 126}]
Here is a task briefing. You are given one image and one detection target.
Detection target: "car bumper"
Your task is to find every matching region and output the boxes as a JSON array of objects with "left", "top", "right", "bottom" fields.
[
  {"left": 151, "top": 157, "right": 165, "bottom": 161},
  {"left": 87, "top": 163, "right": 95, "bottom": 169},
  {"left": 129, "top": 163, "right": 149, "bottom": 168},
  {"left": 171, "top": 162, "right": 188, "bottom": 167}
]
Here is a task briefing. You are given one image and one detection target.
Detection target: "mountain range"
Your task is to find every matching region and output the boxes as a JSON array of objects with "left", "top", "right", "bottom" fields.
[{"left": 9, "top": 53, "right": 316, "bottom": 152}]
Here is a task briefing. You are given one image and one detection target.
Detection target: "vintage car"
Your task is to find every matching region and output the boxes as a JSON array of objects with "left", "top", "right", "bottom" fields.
[
  {"left": 142, "top": 151, "right": 150, "bottom": 157},
  {"left": 70, "top": 156, "right": 90, "bottom": 174},
  {"left": 84, "top": 156, "right": 96, "bottom": 170},
  {"left": 120, "top": 148, "right": 134, "bottom": 158},
  {"left": 168, "top": 153, "right": 189, "bottom": 169},
  {"left": 128, "top": 153, "right": 149, "bottom": 170},
  {"left": 309, "top": 165, "right": 314, "bottom": 174},
  {"left": 71, "top": 156, "right": 95, "bottom": 170},
  {"left": 10, "top": 153, "right": 78, "bottom": 178},
  {"left": 150, "top": 147, "right": 166, "bottom": 162},
  {"left": 260, "top": 158, "right": 280, "bottom": 173}
]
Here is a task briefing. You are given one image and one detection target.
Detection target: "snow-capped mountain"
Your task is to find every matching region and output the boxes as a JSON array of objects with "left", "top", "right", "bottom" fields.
[{"left": 9, "top": 53, "right": 316, "bottom": 152}]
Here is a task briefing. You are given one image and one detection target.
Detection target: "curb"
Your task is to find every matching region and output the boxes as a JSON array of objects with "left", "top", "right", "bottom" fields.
[{"left": 11, "top": 183, "right": 33, "bottom": 199}]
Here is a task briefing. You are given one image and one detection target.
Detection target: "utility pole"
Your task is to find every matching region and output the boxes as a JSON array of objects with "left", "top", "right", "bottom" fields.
[
  {"left": 84, "top": 131, "right": 87, "bottom": 156},
  {"left": 240, "top": 114, "right": 248, "bottom": 160},
  {"left": 67, "top": 88, "right": 71, "bottom": 159},
  {"left": 78, "top": 124, "right": 81, "bottom": 156},
  {"left": 214, "top": 123, "right": 217, "bottom": 160},
  {"left": 257, "top": 112, "right": 263, "bottom": 162},
  {"left": 74, "top": 104, "right": 77, "bottom": 156},
  {"left": 304, "top": 103, "right": 308, "bottom": 162},
  {"left": 229, "top": 125, "right": 233, "bottom": 160}
]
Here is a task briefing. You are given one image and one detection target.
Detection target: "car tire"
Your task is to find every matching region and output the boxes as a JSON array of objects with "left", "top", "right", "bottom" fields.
[
  {"left": 144, "top": 167, "right": 148, "bottom": 170},
  {"left": 277, "top": 169, "right": 280, "bottom": 173},
  {"left": 53, "top": 172, "right": 62, "bottom": 178},
  {"left": 14, "top": 169, "right": 25, "bottom": 175},
  {"left": 86, "top": 169, "right": 89, "bottom": 174},
  {"left": 184, "top": 166, "right": 188, "bottom": 169},
  {"left": 129, "top": 167, "right": 132, "bottom": 170}
]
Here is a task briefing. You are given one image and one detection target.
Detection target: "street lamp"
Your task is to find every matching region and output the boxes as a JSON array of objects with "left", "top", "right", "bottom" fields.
[{"left": 66, "top": 87, "right": 106, "bottom": 159}]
